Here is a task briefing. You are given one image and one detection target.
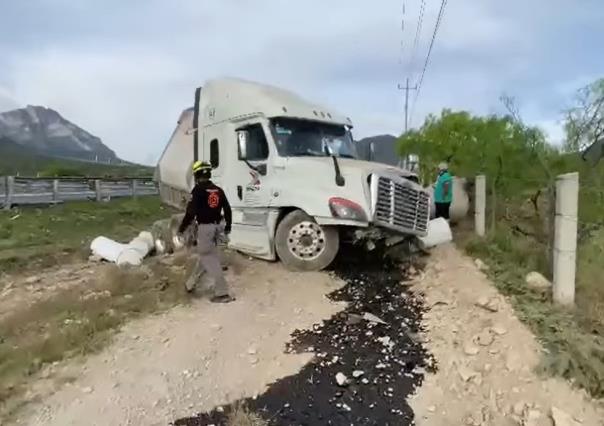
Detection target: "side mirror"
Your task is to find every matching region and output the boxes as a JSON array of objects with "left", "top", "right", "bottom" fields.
[{"left": 237, "top": 131, "right": 250, "bottom": 160}]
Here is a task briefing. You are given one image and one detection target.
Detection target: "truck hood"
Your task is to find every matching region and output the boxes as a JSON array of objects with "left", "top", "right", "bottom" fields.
[{"left": 282, "top": 157, "right": 419, "bottom": 184}]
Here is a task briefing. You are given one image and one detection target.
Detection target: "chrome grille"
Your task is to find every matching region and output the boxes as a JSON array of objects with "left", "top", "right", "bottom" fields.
[{"left": 373, "top": 176, "right": 430, "bottom": 235}]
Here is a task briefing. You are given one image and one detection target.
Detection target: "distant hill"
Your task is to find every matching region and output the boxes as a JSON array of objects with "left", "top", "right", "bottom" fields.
[
  {"left": 356, "top": 135, "right": 401, "bottom": 166},
  {"left": 0, "top": 105, "right": 118, "bottom": 163},
  {"left": 0, "top": 137, "right": 152, "bottom": 177}
]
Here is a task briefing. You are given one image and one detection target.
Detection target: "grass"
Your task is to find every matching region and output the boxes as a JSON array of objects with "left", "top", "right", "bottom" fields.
[
  {"left": 0, "top": 255, "right": 192, "bottom": 419},
  {"left": 0, "top": 196, "right": 169, "bottom": 274},
  {"left": 227, "top": 404, "right": 268, "bottom": 426},
  {"left": 0, "top": 196, "right": 188, "bottom": 419},
  {"left": 461, "top": 221, "right": 604, "bottom": 398}
]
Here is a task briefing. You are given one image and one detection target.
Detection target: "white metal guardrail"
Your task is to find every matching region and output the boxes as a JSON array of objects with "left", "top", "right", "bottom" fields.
[{"left": 1, "top": 176, "right": 158, "bottom": 209}]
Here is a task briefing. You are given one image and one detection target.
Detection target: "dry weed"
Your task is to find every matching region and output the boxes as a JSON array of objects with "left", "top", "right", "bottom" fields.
[{"left": 227, "top": 404, "right": 268, "bottom": 426}]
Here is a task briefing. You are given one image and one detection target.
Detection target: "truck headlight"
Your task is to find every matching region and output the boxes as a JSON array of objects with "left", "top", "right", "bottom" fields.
[{"left": 329, "top": 197, "right": 368, "bottom": 222}]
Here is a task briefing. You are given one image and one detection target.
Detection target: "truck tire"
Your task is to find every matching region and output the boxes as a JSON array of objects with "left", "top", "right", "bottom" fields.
[{"left": 275, "top": 210, "right": 339, "bottom": 271}]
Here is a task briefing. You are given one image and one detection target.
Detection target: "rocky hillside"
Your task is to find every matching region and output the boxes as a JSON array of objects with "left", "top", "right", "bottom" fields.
[{"left": 0, "top": 105, "right": 118, "bottom": 163}]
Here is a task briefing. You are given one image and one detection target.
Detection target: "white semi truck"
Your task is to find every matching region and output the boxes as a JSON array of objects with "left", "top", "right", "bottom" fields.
[{"left": 155, "top": 78, "right": 431, "bottom": 271}]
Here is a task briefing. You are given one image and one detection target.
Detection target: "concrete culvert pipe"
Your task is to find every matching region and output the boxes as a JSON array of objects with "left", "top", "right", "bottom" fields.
[{"left": 90, "top": 231, "right": 155, "bottom": 266}]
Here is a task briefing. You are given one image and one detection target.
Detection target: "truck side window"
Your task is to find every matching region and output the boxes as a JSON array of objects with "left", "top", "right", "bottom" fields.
[
  {"left": 244, "top": 124, "right": 269, "bottom": 161},
  {"left": 210, "top": 139, "right": 219, "bottom": 168}
]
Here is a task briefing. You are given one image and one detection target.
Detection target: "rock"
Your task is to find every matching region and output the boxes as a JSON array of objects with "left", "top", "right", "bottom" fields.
[
  {"left": 25, "top": 276, "right": 41, "bottom": 284},
  {"left": 457, "top": 365, "right": 479, "bottom": 382},
  {"left": 550, "top": 407, "right": 581, "bottom": 426},
  {"left": 362, "top": 312, "right": 387, "bottom": 325},
  {"left": 464, "top": 342, "right": 480, "bottom": 356},
  {"left": 474, "top": 258, "right": 489, "bottom": 271},
  {"left": 335, "top": 372, "right": 348, "bottom": 386},
  {"left": 352, "top": 370, "right": 364, "bottom": 378},
  {"left": 346, "top": 313, "right": 364, "bottom": 325},
  {"left": 82, "top": 386, "right": 94, "bottom": 394},
  {"left": 512, "top": 402, "right": 526, "bottom": 416},
  {"left": 525, "top": 271, "right": 552, "bottom": 291},
  {"left": 476, "top": 330, "right": 494, "bottom": 346},
  {"left": 250, "top": 357, "right": 259, "bottom": 365},
  {"left": 377, "top": 336, "right": 394, "bottom": 350},
  {"left": 475, "top": 296, "right": 499, "bottom": 312},
  {"left": 247, "top": 346, "right": 257, "bottom": 355},
  {"left": 524, "top": 409, "right": 548, "bottom": 426},
  {"left": 210, "top": 324, "right": 222, "bottom": 331},
  {"left": 505, "top": 352, "right": 522, "bottom": 372},
  {"left": 427, "top": 405, "right": 436, "bottom": 413},
  {"left": 491, "top": 325, "right": 508, "bottom": 335}
]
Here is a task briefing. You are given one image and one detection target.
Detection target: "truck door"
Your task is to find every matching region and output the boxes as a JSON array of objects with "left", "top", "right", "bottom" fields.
[{"left": 225, "top": 121, "right": 277, "bottom": 260}]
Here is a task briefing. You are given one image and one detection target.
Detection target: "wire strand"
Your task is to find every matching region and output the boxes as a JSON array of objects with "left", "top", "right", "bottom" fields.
[
  {"left": 409, "top": 0, "right": 448, "bottom": 127},
  {"left": 408, "top": 0, "right": 426, "bottom": 75}
]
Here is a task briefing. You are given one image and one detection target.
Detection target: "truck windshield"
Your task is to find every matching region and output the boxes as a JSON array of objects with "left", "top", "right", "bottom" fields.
[{"left": 271, "top": 118, "right": 358, "bottom": 159}]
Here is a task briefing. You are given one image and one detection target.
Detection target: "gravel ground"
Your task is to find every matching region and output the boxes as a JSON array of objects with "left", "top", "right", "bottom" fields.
[{"left": 174, "top": 248, "right": 434, "bottom": 426}]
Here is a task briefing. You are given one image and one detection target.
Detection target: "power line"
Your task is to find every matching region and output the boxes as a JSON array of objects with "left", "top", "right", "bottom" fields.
[
  {"left": 398, "top": 1, "right": 406, "bottom": 65},
  {"left": 409, "top": 0, "right": 448, "bottom": 126},
  {"left": 408, "top": 0, "right": 426, "bottom": 75}
]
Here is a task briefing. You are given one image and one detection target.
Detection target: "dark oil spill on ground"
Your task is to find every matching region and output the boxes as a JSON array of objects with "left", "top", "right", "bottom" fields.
[{"left": 173, "top": 247, "right": 435, "bottom": 426}]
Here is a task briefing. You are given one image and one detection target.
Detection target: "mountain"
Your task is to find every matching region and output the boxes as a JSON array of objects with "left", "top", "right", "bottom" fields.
[
  {"left": 0, "top": 136, "right": 152, "bottom": 177},
  {"left": 355, "top": 134, "right": 400, "bottom": 166},
  {"left": 0, "top": 105, "right": 118, "bottom": 163}
]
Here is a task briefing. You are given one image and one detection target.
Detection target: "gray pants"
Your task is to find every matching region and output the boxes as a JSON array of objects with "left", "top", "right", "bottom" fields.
[{"left": 184, "top": 223, "right": 228, "bottom": 297}]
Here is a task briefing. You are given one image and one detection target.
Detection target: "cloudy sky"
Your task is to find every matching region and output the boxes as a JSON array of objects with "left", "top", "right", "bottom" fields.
[{"left": 0, "top": 0, "right": 603, "bottom": 164}]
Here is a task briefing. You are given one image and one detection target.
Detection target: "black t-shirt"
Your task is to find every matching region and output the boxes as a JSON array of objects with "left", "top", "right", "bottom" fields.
[{"left": 178, "top": 180, "right": 232, "bottom": 233}]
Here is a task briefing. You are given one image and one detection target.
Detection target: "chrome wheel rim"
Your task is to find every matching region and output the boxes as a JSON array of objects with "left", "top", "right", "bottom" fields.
[{"left": 286, "top": 221, "right": 326, "bottom": 261}]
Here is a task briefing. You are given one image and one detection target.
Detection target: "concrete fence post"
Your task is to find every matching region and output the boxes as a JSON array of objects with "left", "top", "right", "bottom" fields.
[
  {"left": 52, "top": 179, "right": 60, "bottom": 203},
  {"left": 132, "top": 179, "right": 138, "bottom": 198},
  {"left": 4, "top": 176, "right": 14, "bottom": 210},
  {"left": 553, "top": 172, "right": 579, "bottom": 306},
  {"left": 475, "top": 175, "right": 486, "bottom": 236},
  {"left": 95, "top": 179, "right": 102, "bottom": 202}
]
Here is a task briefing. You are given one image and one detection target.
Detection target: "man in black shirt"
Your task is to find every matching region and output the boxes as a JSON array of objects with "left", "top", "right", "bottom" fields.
[{"left": 177, "top": 161, "right": 234, "bottom": 303}]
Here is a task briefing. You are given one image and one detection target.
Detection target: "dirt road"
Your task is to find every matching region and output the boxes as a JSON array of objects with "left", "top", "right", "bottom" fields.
[
  {"left": 14, "top": 256, "right": 345, "bottom": 426},
  {"left": 410, "top": 245, "right": 603, "bottom": 426},
  {"left": 9, "top": 244, "right": 604, "bottom": 425}
]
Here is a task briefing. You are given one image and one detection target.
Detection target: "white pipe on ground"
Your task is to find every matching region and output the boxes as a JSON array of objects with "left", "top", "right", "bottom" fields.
[{"left": 90, "top": 231, "right": 155, "bottom": 266}]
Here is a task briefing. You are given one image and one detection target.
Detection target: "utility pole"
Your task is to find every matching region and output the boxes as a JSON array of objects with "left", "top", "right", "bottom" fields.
[{"left": 398, "top": 78, "right": 417, "bottom": 133}]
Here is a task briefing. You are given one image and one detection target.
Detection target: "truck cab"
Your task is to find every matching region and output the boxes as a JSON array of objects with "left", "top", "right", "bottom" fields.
[{"left": 156, "top": 78, "right": 430, "bottom": 271}]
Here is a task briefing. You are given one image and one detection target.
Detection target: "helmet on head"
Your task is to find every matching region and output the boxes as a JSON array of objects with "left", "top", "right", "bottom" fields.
[
  {"left": 192, "top": 161, "right": 212, "bottom": 179},
  {"left": 438, "top": 162, "right": 448, "bottom": 171}
]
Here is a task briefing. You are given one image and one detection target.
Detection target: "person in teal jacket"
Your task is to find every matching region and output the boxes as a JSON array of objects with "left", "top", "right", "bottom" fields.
[{"left": 434, "top": 162, "right": 453, "bottom": 220}]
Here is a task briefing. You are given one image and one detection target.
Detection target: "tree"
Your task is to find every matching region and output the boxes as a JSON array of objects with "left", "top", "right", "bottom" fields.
[
  {"left": 564, "top": 78, "right": 604, "bottom": 152},
  {"left": 397, "top": 109, "right": 553, "bottom": 197}
]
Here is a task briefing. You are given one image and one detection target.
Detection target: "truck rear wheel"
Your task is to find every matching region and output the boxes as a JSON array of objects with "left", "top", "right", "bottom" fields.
[{"left": 275, "top": 210, "right": 339, "bottom": 271}]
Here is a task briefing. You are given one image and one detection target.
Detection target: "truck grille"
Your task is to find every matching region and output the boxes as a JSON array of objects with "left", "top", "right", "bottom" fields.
[{"left": 373, "top": 176, "right": 430, "bottom": 236}]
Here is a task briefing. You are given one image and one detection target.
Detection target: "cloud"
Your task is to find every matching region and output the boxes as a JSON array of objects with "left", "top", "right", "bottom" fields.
[{"left": 0, "top": 0, "right": 602, "bottom": 163}]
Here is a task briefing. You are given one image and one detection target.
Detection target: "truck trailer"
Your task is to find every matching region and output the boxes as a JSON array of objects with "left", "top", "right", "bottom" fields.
[{"left": 155, "top": 78, "right": 431, "bottom": 271}]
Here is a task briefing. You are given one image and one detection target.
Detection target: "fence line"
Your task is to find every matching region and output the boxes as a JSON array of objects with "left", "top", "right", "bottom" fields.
[
  {"left": 473, "top": 172, "right": 579, "bottom": 306},
  {"left": 1, "top": 176, "right": 158, "bottom": 209}
]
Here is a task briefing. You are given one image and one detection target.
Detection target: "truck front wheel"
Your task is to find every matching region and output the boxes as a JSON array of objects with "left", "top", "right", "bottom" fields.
[{"left": 275, "top": 210, "right": 339, "bottom": 271}]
